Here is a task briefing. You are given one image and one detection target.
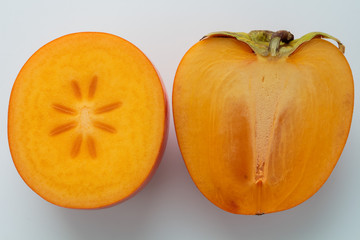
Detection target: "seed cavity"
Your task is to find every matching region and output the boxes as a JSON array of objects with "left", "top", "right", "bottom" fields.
[
  {"left": 88, "top": 75, "right": 98, "bottom": 100},
  {"left": 71, "top": 134, "right": 83, "bottom": 158},
  {"left": 86, "top": 135, "right": 97, "bottom": 158},
  {"left": 94, "top": 102, "right": 122, "bottom": 114},
  {"left": 52, "top": 103, "right": 77, "bottom": 115},
  {"left": 50, "top": 121, "right": 77, "bottom": 136},
  {"left": 92, "top": 120, "right": 117, "bottom": 133},
  {"left": 71, "top": 80, "right": 82, "bottom": 100}
]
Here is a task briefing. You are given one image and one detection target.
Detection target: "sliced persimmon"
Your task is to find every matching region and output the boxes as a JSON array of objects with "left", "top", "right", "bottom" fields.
[
  {"left": 8, "top": 32, "right": 168, "bottom": 209},
  {"left": 173, "top": 31, "right": 354, "bottom": 214}
]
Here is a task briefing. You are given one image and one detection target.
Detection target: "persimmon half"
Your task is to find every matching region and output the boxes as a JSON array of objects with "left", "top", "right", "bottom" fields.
[
  {"left": 173, "top": 30, "right": 354, "bottom": 214},
  {"left": 8, "top": 32, "right": 168, "bottom": 209}
]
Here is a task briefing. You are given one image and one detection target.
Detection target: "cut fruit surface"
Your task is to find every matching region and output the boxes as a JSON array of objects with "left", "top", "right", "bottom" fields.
[
  {"left": 173, "top": 32, "right": 353, "bottom": 214},
  {"left": 8, "top": 32, "right": 168, "bottom": 209}
]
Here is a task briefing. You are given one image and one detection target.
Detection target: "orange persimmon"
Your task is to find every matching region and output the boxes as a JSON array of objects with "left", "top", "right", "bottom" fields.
[
  {"left": 173, "top": 30, "right": 354, "bottom": 214},
  {"left": 8, "top": 32, "right": 168, "bottom": 209}
]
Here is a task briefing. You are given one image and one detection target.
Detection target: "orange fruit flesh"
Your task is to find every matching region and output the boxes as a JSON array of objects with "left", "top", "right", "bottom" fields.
[
  {"left": 8, "top": 32, "right": 167, "bottom": 208},
  {"left": 173, "top": 37, "right": 353, "bottom": 214}
]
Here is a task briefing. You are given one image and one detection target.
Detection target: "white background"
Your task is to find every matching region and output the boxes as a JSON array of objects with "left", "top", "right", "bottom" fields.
[{"left": 1, "top": 0, "right": 359, "bottom": 239}]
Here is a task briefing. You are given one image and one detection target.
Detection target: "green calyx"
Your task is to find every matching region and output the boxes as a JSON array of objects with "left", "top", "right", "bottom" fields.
[{"left": 201, "top": 30, "right": 345, "bottom": 57}]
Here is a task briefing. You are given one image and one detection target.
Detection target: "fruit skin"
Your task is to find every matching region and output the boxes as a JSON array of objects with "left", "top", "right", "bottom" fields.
[
  {"left": 173, "top": 32, "right": 354, "bottom": 215},
  {"left": 8, "top": 32, "right": 169, "bottom": 209}
]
